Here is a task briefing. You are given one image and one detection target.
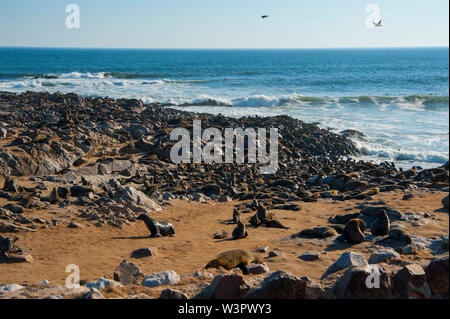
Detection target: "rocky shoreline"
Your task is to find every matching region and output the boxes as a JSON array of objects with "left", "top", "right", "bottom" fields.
[{"left": 0, "top": 91, "right": 448, "bottom": 299}]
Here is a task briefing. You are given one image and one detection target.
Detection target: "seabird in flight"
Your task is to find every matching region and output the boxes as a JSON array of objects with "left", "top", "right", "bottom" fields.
[
  {"left": 373, "top": 20, "right": 382, "bottom": 27},
  {"left": 261, "top": 15, "right": 269, "bottom": 19}
]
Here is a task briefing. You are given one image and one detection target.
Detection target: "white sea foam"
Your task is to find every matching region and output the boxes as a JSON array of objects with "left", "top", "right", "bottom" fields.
[{"left": 0, "top": 73, "right": 448, "bottom": 169}]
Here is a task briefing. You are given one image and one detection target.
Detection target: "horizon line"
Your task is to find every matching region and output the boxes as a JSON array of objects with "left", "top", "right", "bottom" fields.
[{"left": 0, "top": 45, "right": 448, "bottom": 50}]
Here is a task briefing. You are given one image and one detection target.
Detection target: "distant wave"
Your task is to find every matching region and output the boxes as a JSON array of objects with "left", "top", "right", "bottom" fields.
[
  {"left": 1, "top": 71, "right": 448, "bottom": 109},
  {"left": 356, "top": 142, "right": 449, "bottom": 165},
  {"left": 8, "top": 71, "right": 211, "bottom": 82},
  {"left": 177, "top": 93, "right": 449, "bottom": 108}
]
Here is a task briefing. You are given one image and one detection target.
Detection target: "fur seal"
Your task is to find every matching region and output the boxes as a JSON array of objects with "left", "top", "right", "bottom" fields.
[
  {"left": 0, "top": 235, "right": 22, "bottom": 257},
  {"left": 298, "top": 226, "right": 338, "bottom": 238},
  {"left": 342, "top": 218, "right": 366, "bottom": 244},
  {"left": 136, "top": 214, "right": 175, "bottom": 237},
  {"left": 380, "top": 228, "right": 412, "bottom": 244},
  {"left": 232, "top": 209, "right": 241, "bottom": 224},
  {"left": 249, "top": 214, "right": 259, "bottom": 226},
  {"left": 256, "top": 205, "right": 268, "bottom": 222},
  {"left": 263, "top": 220, "right": 290, "bottom": 229},
  {"left": 3, "top": 176, "right": 21, "bottom": 193},
  {"left": 232, "top": 221, "right": 248, "bottom": 240},
  {"left": 329, "top": 224, "right": 345, "bottom": 234},
  {"left": 205, "top": 249, "right": 263, "bottom": 273},
  {"left": 49, "top": 187, "right": 63, "bottom": 204},
  {"left": 370, "top": 209, "right": 390, "bottom": 236}
]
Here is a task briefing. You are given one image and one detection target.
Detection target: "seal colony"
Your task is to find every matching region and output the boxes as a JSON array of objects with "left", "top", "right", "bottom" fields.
[{"left": 0, "top": 91, "right": 448, "bottom": 299}]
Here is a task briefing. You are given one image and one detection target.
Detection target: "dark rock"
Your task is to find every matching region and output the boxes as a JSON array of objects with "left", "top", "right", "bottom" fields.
[
  {"left": 402, "top": 194, "right": 414, "bottom": 201},
  {"left": 334, "top": 265, "right": 394, "bottom": 298},
  {"left": 67, "top": 221, "right": 83, "bottom": 228},
  {"left": 3, "top": 204, "right": 24, "bottom": 214},
  {"left": 113, "top": 260, "right": 145, "bottom": 285},
  {"left": 298, "top": 252, "right": 321, "bottom": 261},
  {"left": 70, "top": 185, "right": 94, "bottom": 197},
  {"left": 131, "top": 247, "right": 157, "bottom": 258},
  {"left": 322, "top": 251, "right": 368, "bottom": 279},
  {"left": 442, "top": 195, "right": 449, "bottom": 211},
  {"left": 246, "top": 263, "right": 270, "bottom": 275},
  {"left": 425, "top": 256, "right": 449, "bottom": 297},
  {"left": 393, "top": 264, "right": 431, "bottom": 299},
  {"left": 247, "top": 271, "right": 325, "bottom": 299},
  {"left": 201, "top": 184, "right": 221, "bottom": 197},
  {"left": 195, "top": 274, "right": 250, "bottom": 299},
  {"left": 159, "top": 288, "right": 189, "bottom": 299}
]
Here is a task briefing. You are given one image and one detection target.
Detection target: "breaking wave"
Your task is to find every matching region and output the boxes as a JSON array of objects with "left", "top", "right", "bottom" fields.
[{"left": 177, "top": 93, "right": 449, "bottom": 108}]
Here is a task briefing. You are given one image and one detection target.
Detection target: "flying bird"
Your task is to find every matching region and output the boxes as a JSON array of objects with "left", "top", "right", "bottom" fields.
[
  {"left": 261, "top": 15, "right": 269, "bottom": 19},
  {"left": 373, "top": 20, "right": 382, "bottom": 27}
]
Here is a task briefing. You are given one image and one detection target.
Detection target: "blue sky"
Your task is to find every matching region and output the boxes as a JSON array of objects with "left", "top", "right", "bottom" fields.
[{"left": 0, "top": 0, "right": 448, "bottom": 48}]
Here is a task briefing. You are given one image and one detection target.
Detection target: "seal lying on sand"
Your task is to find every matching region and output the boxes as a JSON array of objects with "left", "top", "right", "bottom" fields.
[
  {"left": 378, "top": 228, "right": 412, "bottom": 244},
  {"left": 232, "top": 221, "right": 248, "bottom": 240},
  {"left": 205, "top": 249, "right": 263, "bottom": 273},
  {"left": 298, "top": 226, "right": 338, "bottom": 238},
  {"left": 136, "top": 214, "right": 175, "bottom": 237},
  {"left": 342, "top": 218, "right": 366, "bottom": 244},
  {"left": 371, "top": 209, "right": 390, "bottom": 236}
]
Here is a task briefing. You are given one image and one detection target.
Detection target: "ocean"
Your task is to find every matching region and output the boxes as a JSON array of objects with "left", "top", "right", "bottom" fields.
[{"left": 0, "top": 47, "right": 448, "bottom": 169}]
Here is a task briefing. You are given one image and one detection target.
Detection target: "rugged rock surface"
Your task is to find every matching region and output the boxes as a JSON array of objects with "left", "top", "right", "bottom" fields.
[
  {"left": 141, "top": 270, "right": 180, "bottom": 287},
  {"left": 246, "top": 271, "right": 326, "bottom": 299}
]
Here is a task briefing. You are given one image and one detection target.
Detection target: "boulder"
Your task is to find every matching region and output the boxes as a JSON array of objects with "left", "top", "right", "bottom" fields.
[
  {"left": 442, "top": 195, "right": 449, "bottom": 211},
  {"left": 247, "top": 271, "right": 325, "bottom": 299},
  {"left": 298, "top": 252, "right": 321, "bottom": 262},
  {"left": 246, "top": 263, "right": 270, "bottom": 275},
  {"left": 159, "top": 288, "right": 189, "bottom": 299},
  {"left": 195, "top": 274, "right": 250, "bottom": 299},
  {"left": 141, "top": 270, "right": 180, "bottom": 287},
  {"left": 368, "top": 249, "right": 401, "bottom": 264},
  {"left": 83, "top": 288, "right": 104, "bottom": 299},
  {"left": 131, "top": 247, "right": 157, "bottom": 258},
  {"left": 3, "top": 204, "right": 24, "bottom": 214},
  {"left": 0, "top": 284, "right": 24, "bottom": 294},
  {"left": 393, "top": 264, "right": 431, "bottom": 299},
  {"left": 67, "top": 221, "right": 83, "bottom": 229},
  {"left": 113, "top": 260, "right": 145, "bottom": 285},
  {"left": 85, "top": 278, "right": 123, "bottom": 290},
  {"left": 113, "top": 186, "right": 162, "bottom": 213},
  {"left": 321, "top": 251, "right": 368, "bottom": 279},
  {"left": 334, "top": 265, "right": 394, "bottom": 298},
  {"left": 0, "top": 221, "right": 36, "bottom": 233},
  {"left": 425, "top": 256, "right": 449, "bottom": 297}
]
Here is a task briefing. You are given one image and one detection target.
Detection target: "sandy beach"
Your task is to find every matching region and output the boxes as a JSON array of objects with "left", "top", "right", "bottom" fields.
[{"left": 0, "top": 188, "right": 448, "bottom": 298}]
